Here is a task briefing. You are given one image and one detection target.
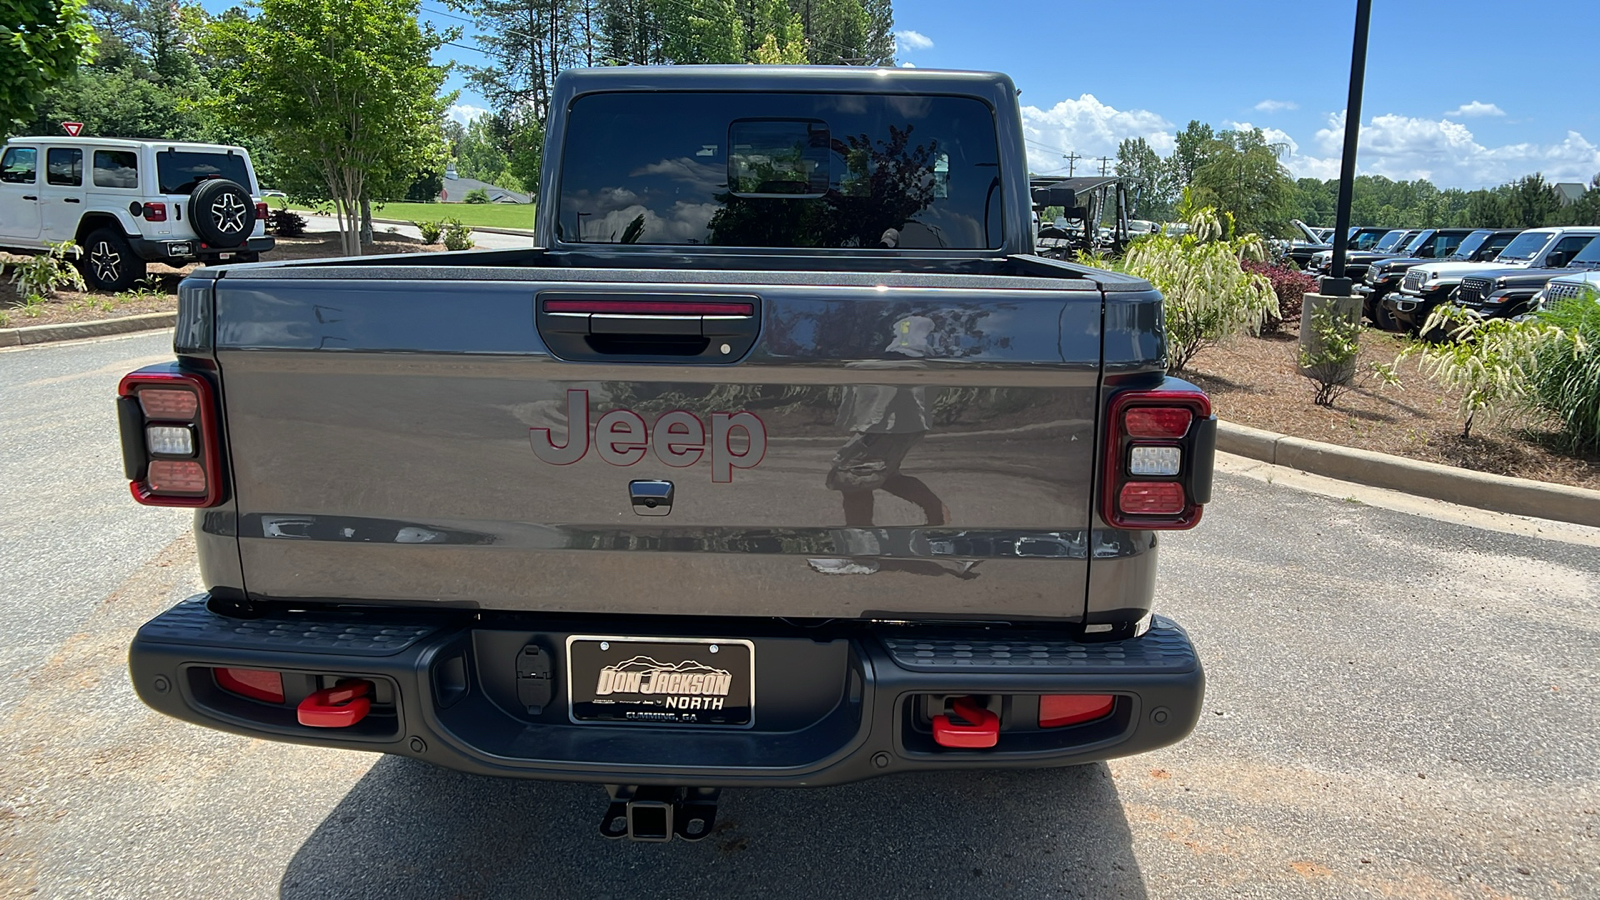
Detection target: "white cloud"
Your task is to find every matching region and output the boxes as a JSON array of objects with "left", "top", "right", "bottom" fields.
[
  {"left": 899, "top": 61, "right": 916, "bottom": 68},
  {"left": 1021, "top": 94, "right": 1174, "bottom": 174},
  {"left": 447, "top": 104, "right": 488, "bottom": 125},
  {"left": 1445, "top": 101, "right": 1506, "bottom": 118},
  {"left": 1254, "top": 99, "right": 1298, "bottom": 113},
  {"left": 1276, "top": 109, "right": 1600, "bottom": 187},
  {"left": 1020, "top": 93, "right": 1592, "bottom": 188},
  {"left": 894, "top": 29, "right": 933, "bottom": 51}
]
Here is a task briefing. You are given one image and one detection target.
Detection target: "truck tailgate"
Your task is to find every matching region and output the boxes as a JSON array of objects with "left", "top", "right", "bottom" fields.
[{"left": 212, "top": 269, "right": 1108, "bottom": 621}]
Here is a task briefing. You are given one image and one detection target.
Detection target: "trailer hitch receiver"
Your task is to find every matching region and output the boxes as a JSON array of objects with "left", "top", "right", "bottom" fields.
[{"left": 600, "top": 785, "right": 720, "bottom": 842}]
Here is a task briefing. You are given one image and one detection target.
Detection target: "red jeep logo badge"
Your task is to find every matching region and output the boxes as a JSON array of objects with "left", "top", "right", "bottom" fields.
[{"left": 530, "top": 389, "right": 766, "bottom": 482}]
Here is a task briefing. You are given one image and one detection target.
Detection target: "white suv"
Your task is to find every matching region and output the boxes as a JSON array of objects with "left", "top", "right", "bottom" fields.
[{"left": 0, "top": 137, "right": 274, "bottom": 291}]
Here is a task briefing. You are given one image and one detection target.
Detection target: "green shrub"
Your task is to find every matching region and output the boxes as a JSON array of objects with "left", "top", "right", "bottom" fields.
[
  {"left": 268, "top": 208, "right": 307, "bottom": 238},
  {"left": 1122, "top": 203, "right": 1277, "bottom": 373},
  {"left": 442, "top": 220, "right": 475, "bottom": 251},
  {"left": 8, "top": 241, "right": 85, "bottom": 298},
  {"left": 1526, "top": 288, "right": 1600, "bottom": 453},
  {"left": 463, "top": 188, "right": 491, "bottom": 204},
  {"left": 415, "top": 219, "right": 445, "bottom": 244},
  {"left": 1299, "top": 301, "right": 1363, "bottom": 406},
  {"left": 1404, "top": 305, "right": 1544, "bottom": 439}
]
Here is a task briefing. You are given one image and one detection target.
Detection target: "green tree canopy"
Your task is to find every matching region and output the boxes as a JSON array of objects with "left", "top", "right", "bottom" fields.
[
  {"left": 204, "top": 0, "right": 453, "bottom": 255},
  {"left": 2, "top": 0, "right": 99, "bottom": 129},
  {"left": 1189, "top": 128, "right": 1295, "bottom": 237},
  {"left": 1116, "top": 136, "right": 1176, "bottom": 222}
]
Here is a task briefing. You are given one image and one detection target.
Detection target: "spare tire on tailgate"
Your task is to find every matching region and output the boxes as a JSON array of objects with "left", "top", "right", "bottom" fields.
[{"left": 189, "top": 179, "right": 256, "bottom": 248}]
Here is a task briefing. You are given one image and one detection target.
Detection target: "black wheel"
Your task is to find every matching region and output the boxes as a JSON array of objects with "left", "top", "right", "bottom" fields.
[
  {"left": 81, "top": 228, "right": 146, "bottom": 292},
  {"left": 1372, "top": 298, "right": 1400, "bottom": 332},
  {"left": 189, "top": 179, "right": 256, "bottom": 248}
]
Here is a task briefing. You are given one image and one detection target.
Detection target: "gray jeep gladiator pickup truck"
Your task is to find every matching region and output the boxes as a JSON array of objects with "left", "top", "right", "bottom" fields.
[{"left": 118, "top": 66, "right": 1214, "bottom": 842}]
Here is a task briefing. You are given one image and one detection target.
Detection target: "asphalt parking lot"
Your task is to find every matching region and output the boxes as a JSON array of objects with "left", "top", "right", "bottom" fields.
[{"left": 1, "top": 331, "right": 1596, "bottom": 899}]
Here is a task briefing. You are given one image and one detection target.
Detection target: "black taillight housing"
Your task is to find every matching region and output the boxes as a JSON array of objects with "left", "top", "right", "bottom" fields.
[
  {"left": 1101, "top": 384, "right": 1215, "bottom": 530},
  {"left": 118, "top": 368, "right": 224, "bottom": 507}
]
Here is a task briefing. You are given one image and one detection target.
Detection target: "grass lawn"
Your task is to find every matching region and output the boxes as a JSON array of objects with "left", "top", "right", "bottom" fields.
[{"left": 288, "top": 201, "right": 537, "bottom": 231}]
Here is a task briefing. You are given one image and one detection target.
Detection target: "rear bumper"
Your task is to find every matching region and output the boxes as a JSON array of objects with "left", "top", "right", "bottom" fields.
[
  {"left": 130, "top": 236, "right": 274, "bottom": 263},
  {"left": 129, "top": 596, "right": 1204, "bottom": 787}
]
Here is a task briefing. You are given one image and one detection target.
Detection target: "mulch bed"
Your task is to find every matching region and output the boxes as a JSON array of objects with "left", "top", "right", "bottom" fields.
[
  {"left": 1, "top": 230, "right": 438, "bottom": 329},
  {"left": 1187, "top": 324, "right": 1600, "bottom": 492}
]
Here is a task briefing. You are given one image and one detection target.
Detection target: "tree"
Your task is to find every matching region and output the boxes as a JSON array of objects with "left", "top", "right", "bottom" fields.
[
  {"left": 2, "top": 0, "right": 99, "bottom": 129},
  {"left": 1171, "top": 120, "right": 1215, "bottom": 187},
  {"left": 24, "top": 0, "right": 221, "bottom": 142},
  {"left": 205, "top": 0, "right": 453, "bottom": 256},
  {"left": 799, "top": 0, "right": 868, "bottom": 63},
  {"left": 655, "top": 0, "right": 740, "bottom": 63},
  {"left": 1505, "top": 174, "right": 1561, "bottom": 228},
  {"left": 1190, "top": 128, "right": 1295, "bottom": 237},
  {"left": 1116, "top": 137, "right": 1176, "bottom": 222},
  {"left": 1551, "top": 175, "right": 1600, "bottom": 226},
  {"left": 859, "top": 0, "right": 893, "bottom": 65}
]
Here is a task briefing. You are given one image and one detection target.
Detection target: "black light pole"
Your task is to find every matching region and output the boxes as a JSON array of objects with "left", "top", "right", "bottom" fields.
[{"left": 1323, "top": 0, "right": 1372, "bottom": 297}]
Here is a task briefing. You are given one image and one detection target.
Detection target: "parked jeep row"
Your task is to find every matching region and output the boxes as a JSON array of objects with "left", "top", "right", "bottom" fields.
[{"left": 1297, "top": 222, "right": 1600, "bottom": 334}]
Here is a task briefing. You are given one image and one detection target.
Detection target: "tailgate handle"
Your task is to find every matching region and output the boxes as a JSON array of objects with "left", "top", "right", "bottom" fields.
[{"left": 537, "top": 293, "right": 760, "bottom": 364}]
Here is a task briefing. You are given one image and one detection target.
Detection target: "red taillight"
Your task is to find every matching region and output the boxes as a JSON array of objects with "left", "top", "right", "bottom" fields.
[
  {"left": 254, "top": 202, "right": 268, "bottom": 224},
  {"left": 142, "top": 202, "right": 167, "bottom": 222},
  {"left": 1101, "top": 387, "right": 1212, "bottom": 530},
  {"left": 137, "top": 388, "right": 199, "bottom": 419},
  {"left": 1039, "top": 694, "right": 1115, "bottom": 728},
  {"left": 146, "top": 459, "right": 206, "bottom": 493},
  {"left": 216, "top": 668, "right": 285, "bottom": 703},
  {"left": 1118, "top": 481, "right": 1186, "bottom": 515},
  {"left": 1124, "top": 407, "right": 1192, "bottom": 439},
  {"left": 119, "top": 370, "right": 223, "bottom": 507}
]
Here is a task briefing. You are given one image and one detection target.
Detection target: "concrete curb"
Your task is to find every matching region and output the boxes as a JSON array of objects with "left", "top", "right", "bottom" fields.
[
  {"left": 1217, "top": 421, "right": 1600, "bottom": 528},
  {"left": 0, "top": 311, "right": 175, "bottom": 348}
]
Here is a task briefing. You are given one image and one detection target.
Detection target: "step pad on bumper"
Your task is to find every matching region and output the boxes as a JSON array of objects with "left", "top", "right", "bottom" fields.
[
  {"left": 137, "top": 596, "right": 450, "bottom": 656},
  {"left": 879, "top": 617, "right": 1195, "bottom": 673}
]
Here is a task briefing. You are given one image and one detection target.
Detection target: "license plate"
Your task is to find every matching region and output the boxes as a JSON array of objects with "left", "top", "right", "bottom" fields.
[{"left": 566, "top": 636, "right": 754, "bottom": 727}]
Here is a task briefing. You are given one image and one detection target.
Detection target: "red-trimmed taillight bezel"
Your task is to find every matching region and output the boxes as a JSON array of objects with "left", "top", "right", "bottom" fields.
[
  {"left": 119, "top": 369, "right": 224, "bottom": 507},
  {"left": 1101, "top": 388, "right": 1211, "bottom": 530}
]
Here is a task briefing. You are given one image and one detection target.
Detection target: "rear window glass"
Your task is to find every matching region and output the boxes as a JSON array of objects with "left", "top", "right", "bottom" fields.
[
  {"left": 47, "top": 148, "right": 82, "bottom": 186},
  {"left": 93, "top": 150, "right": 139, "bottom": 189},
  {"left": 156, "top": 150, "right": 253, "bottom": 194},
  {"left": 558, "top": 92, "right": 1003, "bottom": 249},
  {"left": 1, "top": 147, "right": 36, "bottom": 184}
]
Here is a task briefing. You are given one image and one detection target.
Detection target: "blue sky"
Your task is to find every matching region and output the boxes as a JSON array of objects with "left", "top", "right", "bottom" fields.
[{"left": 205, "top": 0, "right": 1600, "bottom": 190}]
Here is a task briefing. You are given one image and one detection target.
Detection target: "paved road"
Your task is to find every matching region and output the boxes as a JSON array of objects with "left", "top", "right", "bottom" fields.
[
  {"left": 299, "top": 214, "right": 534, "bottom": 250},
  {"left": 2, "top": 332, "right": 1597, "bottom": 899}
]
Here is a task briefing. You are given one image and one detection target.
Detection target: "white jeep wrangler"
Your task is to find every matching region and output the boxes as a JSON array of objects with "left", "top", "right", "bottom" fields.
[{"left": 0, "top": 137, "right": 274, "bottom": 291}]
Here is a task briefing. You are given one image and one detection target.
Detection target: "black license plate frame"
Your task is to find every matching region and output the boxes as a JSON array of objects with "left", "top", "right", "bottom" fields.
[{"left": 565, "top": 635, "right": 755, "bottom": 728}]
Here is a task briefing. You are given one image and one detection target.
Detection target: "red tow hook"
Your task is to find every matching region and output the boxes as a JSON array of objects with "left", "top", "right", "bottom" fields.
[
  {"left": 297, "top": 680, "right": 372, "bottom": 728},
  {"left": 933, "top": 696, "right": 1000, "bottom": 748}
]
